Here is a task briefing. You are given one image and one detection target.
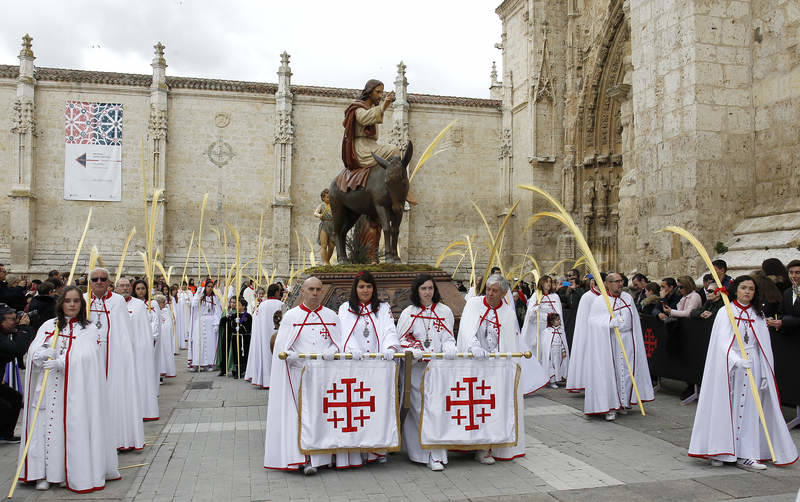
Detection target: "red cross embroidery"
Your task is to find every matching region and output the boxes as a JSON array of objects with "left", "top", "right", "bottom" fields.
[
  {"left": 445, "top": 377, "right": 496, "bottom": 431},
  {"left": 643, "top": 328, "right": 658, "bottom": 358},
  {"left": 322, "top": 377, "right": 376, "bottom": 433}
]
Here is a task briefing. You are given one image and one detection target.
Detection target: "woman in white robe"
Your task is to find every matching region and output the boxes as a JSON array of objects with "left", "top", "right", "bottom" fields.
[
  {"left": 18, "top": 286, "right": 120, "bottom": 492},
  {"left": 175, "top": 285, "right": 190, "bottom": 350},
  {"left": 689, "top": 275, "right": 798, "bottom": 469},
  {"left": 522, "top": 276, "right": 564, "bottom": 365},
  {"left": 396, "top": 273, "right": 457, "bottom": 471},
  {"left": 132, "top": 280, "right": 162, "bottom": 406},
  {"left": 155, "top": 295, "right": 177, "bottom": 377},
  {"left": 338, "top": 270, "right": 401, "bottom": 467},
  {"left": 189, "top": 281, "right": 222, "bottom": 370}
]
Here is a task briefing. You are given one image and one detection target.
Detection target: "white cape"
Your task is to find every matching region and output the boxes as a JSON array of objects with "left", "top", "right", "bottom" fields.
[
  {"left": 159, "top": 305, "right": 177, "bottom": 377},
  {"left": 126, "top": 298, "right": 160, "bottom": 420},
  {"left": 581, "top": 291, "right": 654, "bottom": 414},
  {"left": 339, "top": 302, "right": 400, "bottom": 353},
  {"left": 566, "top": 289, "right": 602, "bottom": 392},
  {"left": 245, "top": 299, "right": 283, "bottom": 388},
  {"left": 457, "top": 296, "right": 548, "bottom": 396},
  {"left": 19, "top": 319, "right": 120, "bottom": 492},
  {"left": 88, "top": 292, "right": 144, "bottom": 450},
  {"left": 688, "top": 304, "right": 798, "bottom": 465}
]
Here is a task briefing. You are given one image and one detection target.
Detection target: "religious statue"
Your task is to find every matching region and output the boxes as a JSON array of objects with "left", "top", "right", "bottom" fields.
[
  {"left": 313, "top": 188, "right": 335, "bottom": 265},
  {"left": 329, "top": 78, "right": 414, "bottom": 264}
]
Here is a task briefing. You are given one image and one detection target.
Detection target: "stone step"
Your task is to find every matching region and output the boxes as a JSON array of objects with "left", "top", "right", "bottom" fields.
[
  {"left": 731, "top": 211, "right": 800, "bottom": 235},
  {"left": 726, "top": 230, "right": 800, "bottom": 251}
]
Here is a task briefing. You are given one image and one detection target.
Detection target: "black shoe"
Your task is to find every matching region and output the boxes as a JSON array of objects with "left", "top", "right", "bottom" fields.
[
  {"left": 0, "top": 435, "right": 21, "bottom": 444},
  {"left": 232, "top": 373, "right": 239, "bottom": 379},
  {"left": 218, "top": 371, "right": 226, "bottom": 377}
]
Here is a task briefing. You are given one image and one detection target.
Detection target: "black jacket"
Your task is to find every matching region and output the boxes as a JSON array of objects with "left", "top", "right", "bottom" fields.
[
  {"left": 0, "top": 282, "right": 26, "bottom": 311},
  {"left": 28, "top": 295, "right": 56, "bottom": 334},
  {"left": 0, "top": 326, "right": 34, "bottom": 380},
  {"left": 778, "top": 288, "right": 800, "bottom": 331}
]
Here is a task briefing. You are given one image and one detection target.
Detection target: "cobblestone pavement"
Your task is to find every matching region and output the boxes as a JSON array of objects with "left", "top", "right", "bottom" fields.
[{"left": 2, "top": 351, "right": 799, "bottom": 501}]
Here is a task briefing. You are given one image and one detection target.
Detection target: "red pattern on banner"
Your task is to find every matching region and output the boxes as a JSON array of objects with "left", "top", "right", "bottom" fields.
[
  {"left": 322, "top": 378, "right": 376, "bottom": 433},
  {"left": 445, "top": 377, "right": 496, "bottom": 431}
]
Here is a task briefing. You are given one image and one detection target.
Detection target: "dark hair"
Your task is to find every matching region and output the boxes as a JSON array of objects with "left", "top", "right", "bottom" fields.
[
  {"left": 358, "top": 79, "right": 384, "bottom": 101},
  {"left": 132, "top": 279, "right": 149, "bottom": 300},
  {"left": 645, "top": 282, "right": 660, "bottom": 294},
  {"left": 761, "top": 258, "right": 790, "bottom": 287},
  {"left": 567, "top": 268, "right": 579, "bottom": 278},
  {"left": 786, "top": 259, "right": 800, "bottom": 271},
  {"left": 56, "top": 286, "right": 89, "bottom": 330},
  {"left": 47, "top": 269, "right": 60, "bottom": 278},
  {"left": 37, "top": 281, "right": 54, "bottom": 296},
  {"left": 620, "top": 274, "right": 629, "bottom": 287},
  {"left": 703, "top": 273, "right": 713, "bottom": 283},
  {"left": 409, "top": 273, "right": 442, "bottom": 308},
  {"left": 750, "top": 270, "right": 782, "bottom": 304},
  {"left": 320, "top": 188, "right": 329, "bottom": 199},
  {"left": 661, "top": 277, "right": 677, "bottom": 289},
  {"left": 490, "top": 266, "right": 501, "bottom": 275},
  {"left": 238, "top": 296, "right": 248, "bottom": 307},
  {"left": 712, "top": 259, "right": 727, "bottom": 271},
  {"left": 632, "top": 273, "right": 647, "bottom": 283},
  {"left": 50, "top": 278, "right": 63, "bottom": 290},
  {"left": 731, "top": 275, "right": 763, "bottom": 317},
  {"left": 348, "top": 270, "right": 380, "bottom": 313},
  {"left": 546, "top": 312, "right": 561, "bottom": 327},
  {"left": 267, "top": 284, "right": 281, "bottom": 298}
]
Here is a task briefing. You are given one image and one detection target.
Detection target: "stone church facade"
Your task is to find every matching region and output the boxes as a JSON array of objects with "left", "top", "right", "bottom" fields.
[
  {"left": 2, "top": 0, "right": 799, "bottom": 281},
  {"left": 0, "top": 37, "right": 503, "bottom": 278},
  {"left": 496, "top": 0, "right": 800, "bottom": 277}
]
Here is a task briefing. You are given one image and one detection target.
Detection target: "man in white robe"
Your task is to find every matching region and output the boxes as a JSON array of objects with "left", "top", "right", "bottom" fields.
[
  {"left": 86, "top": 268, "right": 144, "bottom": 450},
  {"left": 582, "top": 273, "right": 654, "bottom": 420},
  {"left": 243, "top": 281, "right": 257, "bottom": 315},
  {"left": 457, "top": 274, "right": 546, "bottom": 464},
  {"left": 176, "top": 284, "right": 190, "bottom": 350},
  {"left": 689, "top": 280, "right": 798, "bottom": 469},
  {"left": 19, "top": 312, "right": 120, "bottom": 492},
  {"left": 189, "top": 282, "right": 222, "bottom": 370},
  {"left": 116, "top": 278, "right": 160, "bottom": 421},
  {"left": 264, "top": 277, "right": 340, "bottom": 475}
]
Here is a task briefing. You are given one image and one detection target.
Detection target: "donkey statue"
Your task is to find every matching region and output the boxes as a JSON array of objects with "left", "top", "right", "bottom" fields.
[{"left": 329, "top": 142, "right": 413, "bottom": 264}]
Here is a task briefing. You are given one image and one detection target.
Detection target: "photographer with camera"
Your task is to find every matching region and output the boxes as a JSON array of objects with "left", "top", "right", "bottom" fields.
[
  {"left": 557, "top": 268, "right": 586, "bottom": 310},
  {"left": 0, "top": 304, "right": 35, "bottom": 442}
]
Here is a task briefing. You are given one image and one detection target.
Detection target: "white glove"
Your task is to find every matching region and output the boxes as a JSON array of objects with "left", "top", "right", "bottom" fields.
[
  {"left": 382, "top": 348, "right": 396, "bottom": 361},
  {"left": 529, "top": 303, "right": 540, "bottom": 313},
  {"left": 42, "top": 358, "right": 65, "bottom": 371},
  {"left": 609, "top": 314, "right": 624, "bottom": 329},
  {"left": 471, "top": 346, "right": 488, "bottom": 359},
  {"left": 285, "top": 350, "right": 299, "bottom": 361},
  {"left": 760, "top": 377, "right": 768, "bottom": 390},
  {"left": 443, "top": 347, "right": 458, "bottom": 360},
  {"left": 411, "top": 348, "right": 423, "bottom": 360},
  {"left": 350, "top": 349, "right": 363, "bottom": 360},
  {"left": 733, "top": 357, "right": 753, "bottom": 370},
  {"left": 33, "top": 348, "right": 57, "bottom": 368},
  {"left": 322, "top": 349, "right": 336, "bottom": 361}
]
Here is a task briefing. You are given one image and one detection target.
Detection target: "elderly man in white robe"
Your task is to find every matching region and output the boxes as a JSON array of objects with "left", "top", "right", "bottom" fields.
[
  {"left": 117, "top": 278, "right": 160, "bottom": 421},
  {"left": 264, "top": 277, "right": 341, "bottom": 475},
  {"left": 86, "top": 268, "right": 144, "bottom": 450},
  {"left": 582, "top": 273, "right": 654, "bottom": 421},
  {"left": 457, "top": 274, "right": 547, "bottom": 464}
]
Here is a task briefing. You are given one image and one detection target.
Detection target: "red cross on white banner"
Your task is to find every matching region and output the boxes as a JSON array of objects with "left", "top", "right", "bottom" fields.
[
  {"left": 322, "top": 378, "right": 376, "bottom": 433},
  {"left": 445, "top": 377, "right": 496, "bottom": 431}
]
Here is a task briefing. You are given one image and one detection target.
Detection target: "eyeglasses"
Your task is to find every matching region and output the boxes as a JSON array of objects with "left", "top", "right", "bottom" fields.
[{"left": 91, "top": 277, "right": 109, "bottom": 282}]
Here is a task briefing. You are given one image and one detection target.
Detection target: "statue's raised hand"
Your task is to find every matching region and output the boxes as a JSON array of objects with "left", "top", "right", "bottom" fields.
[{"left": 382, "top": 91, "right": 395, "bottom": 110}]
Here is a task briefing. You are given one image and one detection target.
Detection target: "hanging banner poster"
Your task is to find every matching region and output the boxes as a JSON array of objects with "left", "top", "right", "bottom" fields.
[{"left": 64, "top": 101, "right": 123, "bottom": 201}]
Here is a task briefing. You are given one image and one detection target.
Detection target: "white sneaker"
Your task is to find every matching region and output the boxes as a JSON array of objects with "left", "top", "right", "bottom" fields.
[
  {"left": 377, "top": 456, "right": 387, "bottom": 464},
  {"left": 605, "top": 411, "right": 616, "bottom": 421},
  {"left": 618, "top": 408, "right": 629, "bottom": 415},
  {"left": 736, "top": 458, "right": 766, "bottom": 471},
  {"left": 35, "top": 480, "right": 49, "bottom": 491},
  {"left": 710, "top": 459, "right": 723, "bottom": 467},
  {"left": 303, "top": 465, "right": 318, "bottom": 475},
  {"left": 474, "top": 450, "right": 495, "bottom": 465},
  {"left": 549, "top": 383, "right": 558, "bottom": 389},
  {"left": 428, "top": 460, "right": 444, "bottom": 471}
]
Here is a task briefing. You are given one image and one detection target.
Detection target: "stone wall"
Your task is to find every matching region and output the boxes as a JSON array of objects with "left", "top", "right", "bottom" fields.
[
  {"left": 751, "top": 0, "right": 800, "bottom": 214},
  {"left": 0, "top": 38, "right": 502, "bottom": 280}
]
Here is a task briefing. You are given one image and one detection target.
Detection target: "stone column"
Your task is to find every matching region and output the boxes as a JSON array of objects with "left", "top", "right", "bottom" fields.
[
  {"left": 8, "top": 34, "right": 37, "bottom": 270},
  {"left": 390, "top": 61, "right": 412, "bottom": 262},
  {"left": 147, "top": 42, "right": 168, "bottom": 254},
  {"left": 271, "top": 52, "right": 294, "bottom": 276},
  {"left": 489, "top": 62, "right": 502, "bottom": 100}
]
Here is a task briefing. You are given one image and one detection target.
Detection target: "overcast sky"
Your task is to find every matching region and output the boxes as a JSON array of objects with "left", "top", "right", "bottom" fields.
[{"left": 0, "top": 0, "right": 504, "bottom": 98}]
